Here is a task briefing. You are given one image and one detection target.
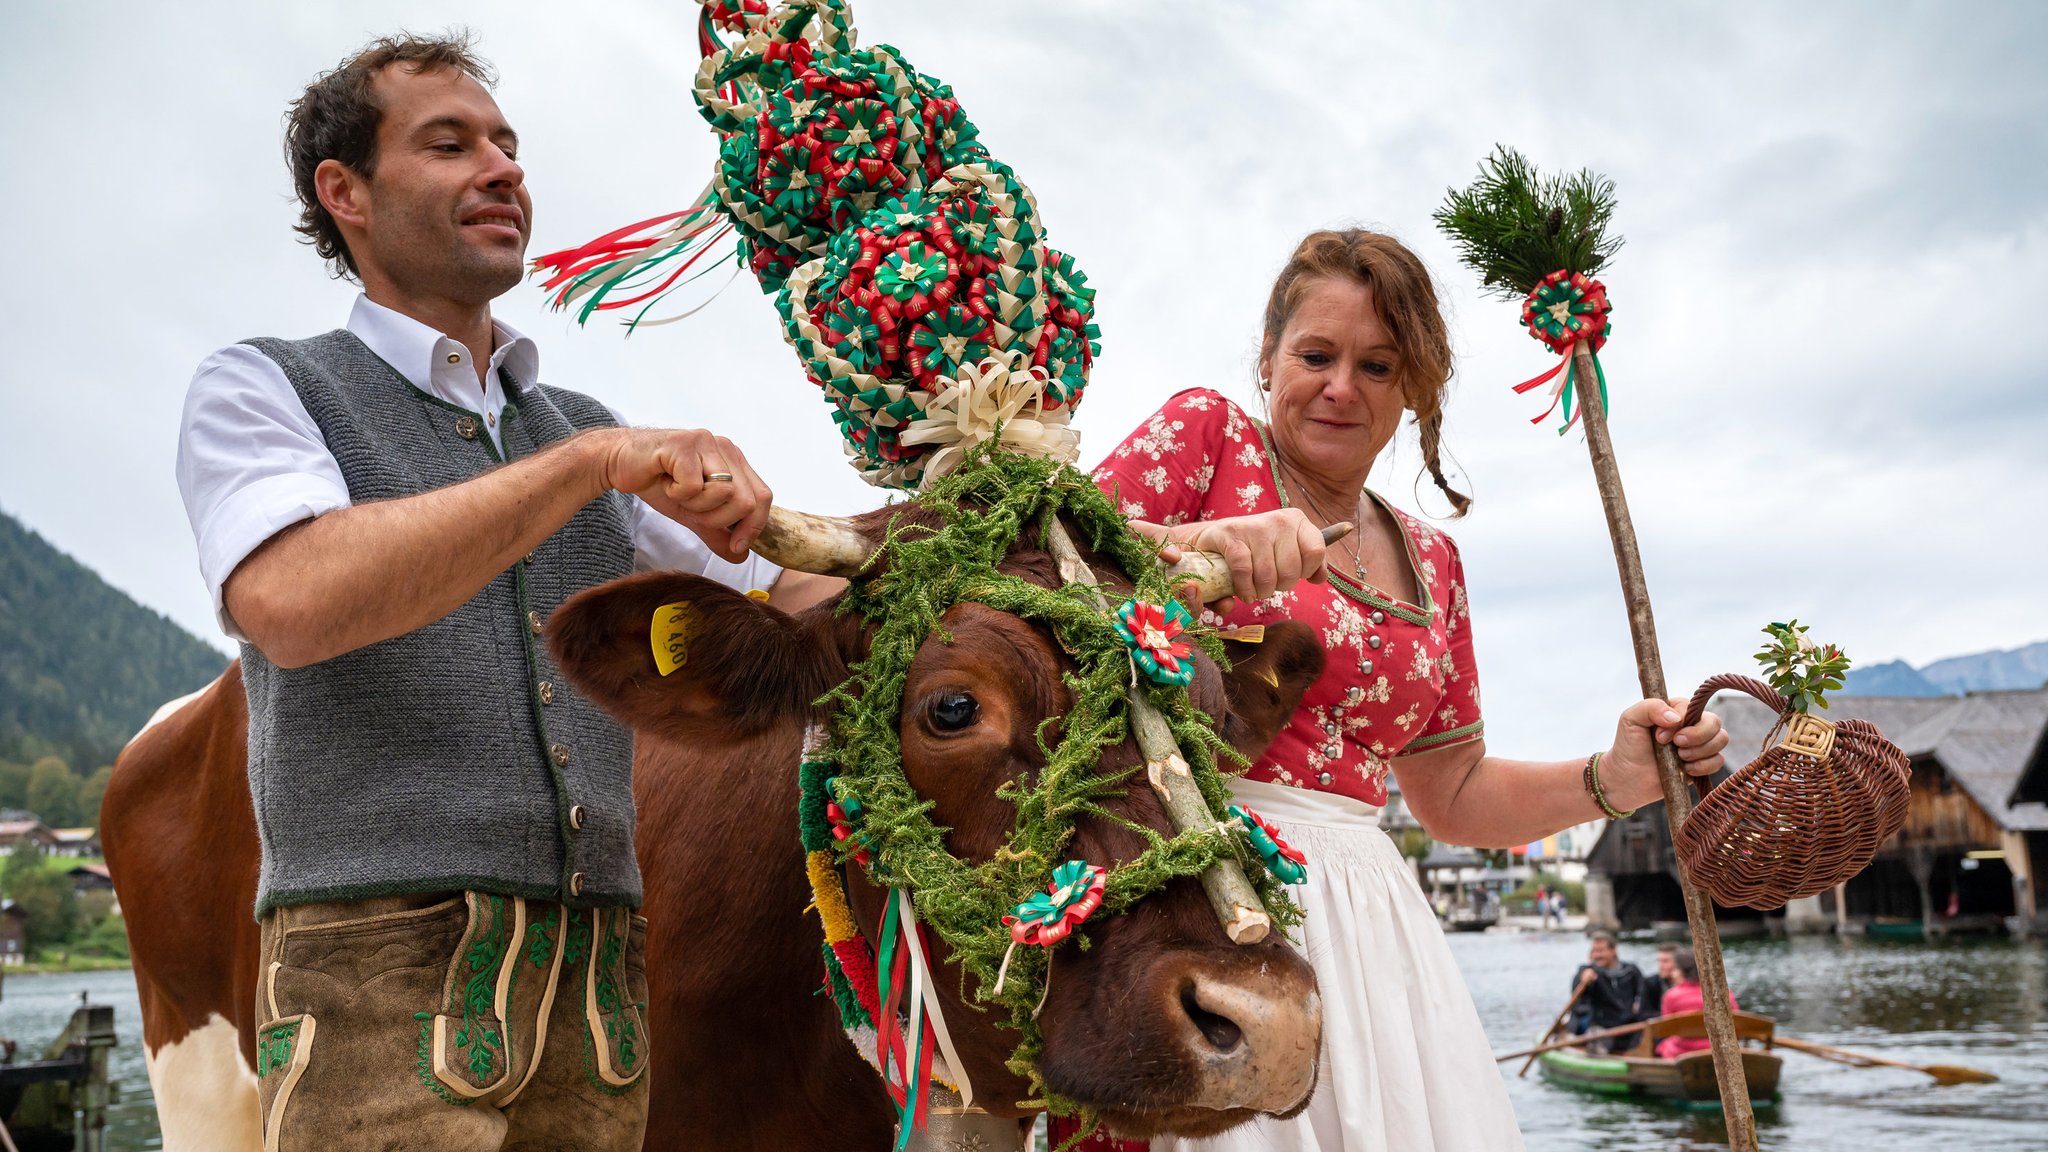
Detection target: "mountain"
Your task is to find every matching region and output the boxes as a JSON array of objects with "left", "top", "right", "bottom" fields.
[
  {"left": 1842, "top": 640, "right": 2048, "bottom": 698},
  {"left": 1919, "top": 641, "right": 2048, "bottom": 694},
  {"left": 1842, "top": 659, "right": 1945, "bottom": 697},
  {"left": 0, "top": 507, "right": 228, "bottom": 770}
]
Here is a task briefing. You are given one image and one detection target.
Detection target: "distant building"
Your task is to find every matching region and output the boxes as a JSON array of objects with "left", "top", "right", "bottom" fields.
[
  {"left": 0, "top": 900, "right": 25, "bottom": 966},
  {"left": 68, "top": 863, "right": 114, "bottom": 894},
  {"left": 0, "top": 821, "right": 56, "bottom": 856},
  {"left": 1586, "top": 687, "right": 2048, "bottom": 938},
  {"left": 49, "top": 828, "right": 99, "bottom": 859}
]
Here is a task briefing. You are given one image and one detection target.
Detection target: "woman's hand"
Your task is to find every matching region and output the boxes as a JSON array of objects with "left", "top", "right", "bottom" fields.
[
  {"left": 1601, "top": 699, "right": 1730, "bottom": 812},
  {"left": 1130, "top": 509, "right": 1327, "bottom": 610}
]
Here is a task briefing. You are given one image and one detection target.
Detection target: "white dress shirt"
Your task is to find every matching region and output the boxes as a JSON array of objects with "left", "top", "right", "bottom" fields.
[{"left": 177, "top": 294, "right": 780, "bottom": 639}]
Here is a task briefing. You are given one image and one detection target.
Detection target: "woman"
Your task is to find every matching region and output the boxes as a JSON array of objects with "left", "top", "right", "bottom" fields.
[
  {"left": 1061, "top": 229, "right": 1730, "bottom": 1151},
  {"left": 1654, "top": 947, "right": 1739, "bottom": 1060}
]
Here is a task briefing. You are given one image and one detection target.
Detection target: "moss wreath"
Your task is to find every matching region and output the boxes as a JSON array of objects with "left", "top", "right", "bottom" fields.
[{"left": 795, "top": 450, "right": 1301, "bottom": 1129}]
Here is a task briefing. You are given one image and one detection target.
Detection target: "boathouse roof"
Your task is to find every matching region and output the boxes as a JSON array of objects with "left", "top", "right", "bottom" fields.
[{"left": 1716, "top": 686, "right": 2048, "bottom": 833}]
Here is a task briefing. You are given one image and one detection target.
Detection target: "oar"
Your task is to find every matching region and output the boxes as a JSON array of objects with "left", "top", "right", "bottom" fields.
[
  {"left": 1495, "top": 1018, "right": 1655, "bottom": 1064},
  {"left": 1518, "top": 982, "right": 1590, "bottom": 1077},
  {"left": 1772, "top": 1035, "right": 1998, "bottom": 1085}
]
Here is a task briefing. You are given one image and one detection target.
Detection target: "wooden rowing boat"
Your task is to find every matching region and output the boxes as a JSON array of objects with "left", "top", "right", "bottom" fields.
[{"left": 1536, "top": 1010, "right": 1783, "bottom": 1104}]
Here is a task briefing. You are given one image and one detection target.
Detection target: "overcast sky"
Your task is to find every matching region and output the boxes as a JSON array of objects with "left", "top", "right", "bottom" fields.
[{"left": 2, "top": 1, "right": 2043, "bottom": 760}]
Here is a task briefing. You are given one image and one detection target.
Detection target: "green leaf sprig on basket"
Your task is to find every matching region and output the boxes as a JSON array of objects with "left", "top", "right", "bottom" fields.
[
  {"left": 1432, "top": 145, "right": 1623, "bottom": 299},
  {"left": 1753, "top": 621, "right": 1851, "bottom": 714}
]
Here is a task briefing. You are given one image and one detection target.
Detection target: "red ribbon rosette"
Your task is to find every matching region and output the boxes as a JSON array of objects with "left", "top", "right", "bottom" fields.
[{"left": 1002, "top": 860, "right": 1106, "bottom": 947}]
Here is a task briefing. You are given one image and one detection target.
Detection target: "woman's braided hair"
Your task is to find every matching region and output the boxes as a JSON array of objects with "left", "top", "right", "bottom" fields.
[{"left": 1259, "top": 228, "right": 1471, "bottom": 516}]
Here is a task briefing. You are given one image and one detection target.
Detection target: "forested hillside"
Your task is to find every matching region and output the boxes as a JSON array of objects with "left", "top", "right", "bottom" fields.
[{"left": 0, "top": 507, "right": 227, "bottom": 823}]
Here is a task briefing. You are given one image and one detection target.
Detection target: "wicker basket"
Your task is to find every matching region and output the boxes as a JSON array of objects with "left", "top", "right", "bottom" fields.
[{"left": 1673, "top": 674, "right": 1910, "bottom": 910}]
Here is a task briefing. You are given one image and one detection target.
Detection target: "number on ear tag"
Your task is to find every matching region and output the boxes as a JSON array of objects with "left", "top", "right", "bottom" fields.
[{"left": 651, "top": 602, "right": 699, "bottom": 677}]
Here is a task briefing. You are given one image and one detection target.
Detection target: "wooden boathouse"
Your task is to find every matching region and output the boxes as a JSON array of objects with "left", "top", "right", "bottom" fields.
[{"left": 1585, "top": 686, "right": 2048, "bottom": 937}]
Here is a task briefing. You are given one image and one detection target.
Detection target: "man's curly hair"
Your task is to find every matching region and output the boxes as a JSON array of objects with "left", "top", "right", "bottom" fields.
[{"left": 285, "top": 31, "right": 497, "bottom": 280}]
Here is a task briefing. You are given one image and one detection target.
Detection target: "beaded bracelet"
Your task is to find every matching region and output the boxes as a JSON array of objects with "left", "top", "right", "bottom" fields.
[{"left": 1584, "top": 752, "right": 1633, "bottom": 821}]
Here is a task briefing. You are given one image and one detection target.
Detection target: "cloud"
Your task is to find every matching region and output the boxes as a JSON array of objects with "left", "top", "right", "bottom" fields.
[{"left": 1, "top": 0, "right": 2042, "bottom": 761}]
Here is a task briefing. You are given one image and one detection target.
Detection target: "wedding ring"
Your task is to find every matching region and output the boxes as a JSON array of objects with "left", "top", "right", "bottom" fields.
[{"left": 704, "top": 472, "right": 735, "bottom": 483}]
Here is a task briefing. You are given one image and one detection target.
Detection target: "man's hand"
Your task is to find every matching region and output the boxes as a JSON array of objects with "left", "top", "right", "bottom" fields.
[
  {"left": 1577, "top": 967, "right": 1600, "bottom": 991},
  {"left": 1131, "top": 509, "right": 1326, "bottom": 611},
  {"left": 597, "top": 428, "right": 771, "bottom": 561}
]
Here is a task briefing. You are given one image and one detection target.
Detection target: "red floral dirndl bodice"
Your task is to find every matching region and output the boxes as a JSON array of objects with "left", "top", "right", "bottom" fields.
[{"left": 1091, "top": 388, "right": 1485, "bottom": 808}]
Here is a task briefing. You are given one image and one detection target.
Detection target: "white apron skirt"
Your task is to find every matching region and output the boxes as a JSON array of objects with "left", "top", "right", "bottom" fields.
[{"left": 1153, "top": 777, "right": 1524, "bottom": 1152}]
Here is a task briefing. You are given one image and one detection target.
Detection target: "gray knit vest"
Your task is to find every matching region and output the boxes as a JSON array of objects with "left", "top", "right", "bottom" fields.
[{"left": 241, "top": 330, "right": 638, "bottom": 916}]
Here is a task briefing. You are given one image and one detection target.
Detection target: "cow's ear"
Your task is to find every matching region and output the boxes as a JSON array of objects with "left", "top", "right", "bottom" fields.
[
  {"left": 1217, "top": 620, "right": 1325, "bottom": 762},
  {"left": 549, "top": 572, "right": 841, "bottom": 743}
]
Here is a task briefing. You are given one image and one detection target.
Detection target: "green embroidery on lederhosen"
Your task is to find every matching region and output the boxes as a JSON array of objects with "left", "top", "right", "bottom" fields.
[
  {"left": 577, "top": 908, "right": 648, "bottom": 1094},
  {"left": 257, "top": 1019, "right": 300, "bottom": 1078},
  {"left": 594, "top": 910, "right": 640, "bottom": 1073},
  {"left": 444, "top": 893, "right": 511, "bottom": 1087},
  {"left": 526, "top": 904, "right": 559, "bottom": 969}
]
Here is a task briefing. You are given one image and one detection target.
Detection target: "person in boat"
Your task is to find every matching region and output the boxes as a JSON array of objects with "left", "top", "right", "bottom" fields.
[
  {"left": 1654, "top": 947, "right": 1740, "bottom": 1059},
  {"left": 1643, "top": 940, "right": 1681, "bottom": 1016},
  {"left": 1570, "top": 931, "right": 1657, "bottom": 1052},
  {"left": 1058, "top": 228, "right": 1732, "bottom": 1151}
]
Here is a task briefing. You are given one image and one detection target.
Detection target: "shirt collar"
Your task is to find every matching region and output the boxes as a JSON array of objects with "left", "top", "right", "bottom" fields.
[{"left": 346, "top": 294, "right": 542, "bottom": 405}]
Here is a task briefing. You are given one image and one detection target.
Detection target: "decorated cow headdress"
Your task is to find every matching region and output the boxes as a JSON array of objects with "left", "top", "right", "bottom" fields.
[
  {"left": 538, "top": 0, "right": 1298, "bottom": 1139},
  {"left": 537, "top": 0, "right": 1099, "bottom": 491}
]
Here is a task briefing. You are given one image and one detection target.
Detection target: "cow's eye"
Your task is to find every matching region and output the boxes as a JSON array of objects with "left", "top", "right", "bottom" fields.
[{"left": 928, "top": 692, "right": 980, "bottom": 732}]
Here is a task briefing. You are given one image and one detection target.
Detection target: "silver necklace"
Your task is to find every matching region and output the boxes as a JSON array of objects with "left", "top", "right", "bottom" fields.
[{"left": 1269, "top": 438, "right": 1369, "bottom": 583}]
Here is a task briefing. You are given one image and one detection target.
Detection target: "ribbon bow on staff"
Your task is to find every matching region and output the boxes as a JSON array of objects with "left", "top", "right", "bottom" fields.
[{"left": 1513, "top": 269, "right": 1612, "bottom": 434}]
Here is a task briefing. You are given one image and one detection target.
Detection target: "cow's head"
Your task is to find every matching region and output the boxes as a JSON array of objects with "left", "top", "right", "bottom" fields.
[{"left": 552, "top": 501, "right": 1325, "bottom": 1139}]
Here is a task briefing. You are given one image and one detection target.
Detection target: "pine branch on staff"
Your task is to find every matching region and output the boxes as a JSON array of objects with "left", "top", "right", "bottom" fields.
[
  {"left": 1432, "top": 146, "right": 1624, "bottom": 298},
  {"left": 1434, "top": 146, "right": 1761, "bottom": 1151}
]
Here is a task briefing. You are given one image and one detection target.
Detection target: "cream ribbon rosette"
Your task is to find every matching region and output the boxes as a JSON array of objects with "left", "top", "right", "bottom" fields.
[{"left": 896, "top": 351, "right": 1081, "bottom": 484}]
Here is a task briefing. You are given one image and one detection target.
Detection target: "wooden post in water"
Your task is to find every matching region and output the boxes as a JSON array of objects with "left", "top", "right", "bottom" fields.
[{"left": 1570, "top": 342, "right": 1759, "bottom": 1150}]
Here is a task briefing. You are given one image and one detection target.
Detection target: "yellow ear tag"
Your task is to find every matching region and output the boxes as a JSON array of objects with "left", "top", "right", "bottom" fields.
[
  {"left": 650, "top": 601, "right": 699, "bottom": 677},
  {"left": 1221, "top": 625, "right": 1266, "bottom": 644},
  {"left": 745, "top": 589, "right": 772, "bottom": 603}
]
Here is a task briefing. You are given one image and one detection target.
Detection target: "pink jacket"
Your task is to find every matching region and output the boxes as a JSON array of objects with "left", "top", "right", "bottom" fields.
[{"left": 1655, "top": 981, "right": 1739, "bottom": 1059}]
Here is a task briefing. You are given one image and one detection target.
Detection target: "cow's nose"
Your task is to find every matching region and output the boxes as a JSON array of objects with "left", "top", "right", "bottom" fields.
[{"left": 1175, "top": 973, "right": 1322, "bottom": 1113}]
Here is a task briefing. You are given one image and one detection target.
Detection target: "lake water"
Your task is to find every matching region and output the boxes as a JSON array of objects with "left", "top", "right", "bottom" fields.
[
  {"left": 1454, "top": 930, "right": 2048, "bottom": 1151},
  {"left": 2, "top": 936, "right": 2041, "bottom": 1151}
]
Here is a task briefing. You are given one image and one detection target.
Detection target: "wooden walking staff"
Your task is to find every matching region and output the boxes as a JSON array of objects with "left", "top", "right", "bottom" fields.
[{"left": 1436, "top": 148, "right": 1759, "bottom": 1151}]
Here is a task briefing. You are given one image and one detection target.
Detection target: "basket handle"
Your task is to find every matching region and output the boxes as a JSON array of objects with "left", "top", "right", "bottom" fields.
[
  {"left": 1680, "top": 674, "right": 1785, "bottom": 728},
  {"left": 1676, "top": 675, "right": 1787, "bottom": 799}
]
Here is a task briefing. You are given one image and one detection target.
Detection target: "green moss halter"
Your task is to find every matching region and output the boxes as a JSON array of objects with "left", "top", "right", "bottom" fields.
[{"left": 796, "top": 451, "right": 1300, "bottom": 1126}]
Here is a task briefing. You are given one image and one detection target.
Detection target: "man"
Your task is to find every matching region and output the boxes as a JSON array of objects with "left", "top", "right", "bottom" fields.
[
  {"left": 1568, "top": 932, "right": 1654, "bottom": 1053},
  {"left": 175, "top": 33, "right": 833, "bottom": 1150}
]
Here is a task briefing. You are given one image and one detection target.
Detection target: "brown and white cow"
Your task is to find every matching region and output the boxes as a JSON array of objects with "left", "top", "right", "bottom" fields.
[{"left": 104, "top": 503, "right": 1326, "bottom": 1150}]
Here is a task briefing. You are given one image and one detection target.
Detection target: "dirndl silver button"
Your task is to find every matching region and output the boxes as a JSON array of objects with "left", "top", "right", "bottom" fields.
[{"left": 1317, "top": 771, "right": 1334, "bottom": 786}]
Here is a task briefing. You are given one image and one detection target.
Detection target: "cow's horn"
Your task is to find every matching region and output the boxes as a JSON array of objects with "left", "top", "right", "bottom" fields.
[
  {"left": 1164, "top": 522, "right": 1356, "bottom": 603},
  {"left": 754, "top": 506, "right": 876, "bottom": 577}
]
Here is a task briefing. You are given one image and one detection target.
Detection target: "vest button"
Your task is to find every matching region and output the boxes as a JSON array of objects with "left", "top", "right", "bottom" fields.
[
  {"left": 1370, "top": 610, "right": 1386, "bottom": 625},
  {"left": 1361, "top": 659, "right": 1374, "bottom": 674},
  {"left": 527, "top": 610, "right": 544, "bottom": 635},
  {"left": 525, "top": 550, "right": 539, "bottom": 566},
  {"left": 538, "top": 681, "right": 555, "bottom": 706},
  {"left": 1317, "top": 771, "right": 1334, "bottom": 786},
  {"left": 1367, "top": 635, "right": 1383, "bottom": 650},
  {"left": 455, "top": 415, "right": 479, "bottom": 440},
  {"left": 550, "top": 743, "right": 570, "bottom": 768},
  {"left": 569, "top": 804, "right": 586, "bottom": 830},
  {"left": 568, "top": 872, "right": 586, "bottom": 898}
]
